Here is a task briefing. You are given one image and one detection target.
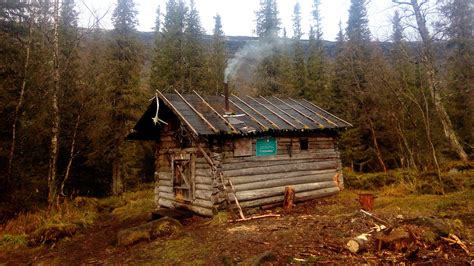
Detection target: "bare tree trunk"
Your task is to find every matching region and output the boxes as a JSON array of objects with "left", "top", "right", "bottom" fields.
[
  {"left": 60, "top": 108, "right": 82, "bottom": 196},
  {"left": 366, "top": 112, "right": 387, "bottom": 172},
  {"left": 8, "top": 11, "right": 34, "bottom": 179},
  {"left": 48, "top": 0, "right": 60, "bottom": 206},
  {"left": 401, "top": 0, "right": 469, "bottom": 161},
  {"left": 112, "top": 158, "right": 123, "bottom": 195}
]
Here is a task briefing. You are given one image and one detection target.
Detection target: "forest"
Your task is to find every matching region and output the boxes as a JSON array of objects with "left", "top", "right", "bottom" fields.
[{"left": 0, "top": 0, "right": 473, "bottom": 223}]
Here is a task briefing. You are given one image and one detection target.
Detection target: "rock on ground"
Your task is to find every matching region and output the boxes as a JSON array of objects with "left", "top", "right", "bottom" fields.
[{"left": 117, "top": 217, "right": 182, "bottom": 246}]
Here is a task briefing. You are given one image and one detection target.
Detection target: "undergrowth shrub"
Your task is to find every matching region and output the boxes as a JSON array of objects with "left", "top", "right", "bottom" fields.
[
  {"left": 344, "top": 168, "right": 474, "bottom": 195},
  {"left": 110, "top": 189, "right": 155, "bottom": 222},
  {"left": 0, "top": 197, "right": 99, "bottom": 247},
  {"left": 0, "top": 234, "right": 28, "bottom": 249}
]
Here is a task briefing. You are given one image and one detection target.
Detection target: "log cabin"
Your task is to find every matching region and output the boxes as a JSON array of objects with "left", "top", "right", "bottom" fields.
[{"left": 128, "top": 87, "right": 352, "bottom": 216}]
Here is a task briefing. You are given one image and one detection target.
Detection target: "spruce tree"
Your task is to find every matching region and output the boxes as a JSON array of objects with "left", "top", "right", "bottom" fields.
[
  {"left": 207, "top": 13, "right": 227, "bottom": 95},
  {"left": 183, "top": 0, "right": 206, "bottom": 92},
  {"left": 150, "top": 0, "right": 207, "bottom": 93},
  {"left": 291, "top": 1, "right": 307, "bottom": 97},
  {"left": 255, "top": 0, "right": 280, "bottom": 39},
  {"left": 306, "top": 0, "right": 327, "bottom": 104},
  {"left": 441, "top": 0, "right": 474, "bottom": 153},
  {"left": 109, "top": 0, "right": 142, "bottom": 195},
  {"left": 254, "top": 0, "right": 289, "bottom": 95}
]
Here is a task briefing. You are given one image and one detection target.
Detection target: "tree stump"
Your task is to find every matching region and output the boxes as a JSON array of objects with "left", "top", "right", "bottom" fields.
[
  {"left": 283, "top": 186, "right": 295, "bottom": 210},
  {"left": 375, "top": 227, "right": 413, "bottom": 252}
]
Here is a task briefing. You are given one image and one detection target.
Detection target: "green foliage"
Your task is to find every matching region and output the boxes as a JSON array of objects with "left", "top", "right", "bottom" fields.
[
  {"left": 344, "top": 169, "right": 474, "bottom": 195},
  {"left": 109, "top": 186, "right": 155, "bottom": 222},
  {"left": 205, "top": 14, "right": 227, "bottom": 95},
  {"left": 346, "top": 0, "right": 371, "bottom": 43},
  {"left": 150, "top": 0, "right": 210, "bottom": 93},
  {"left": 255, "top": 0, "right": 280, "bottom": 39}
]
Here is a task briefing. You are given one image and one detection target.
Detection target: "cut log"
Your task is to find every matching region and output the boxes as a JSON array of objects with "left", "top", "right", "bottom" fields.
[
  {"left": 223, "top": 161, "right": 338, "bottom": 177},
  {"left": 233, "top": 181, "right": 336, "bottom": 201},
  {"left": 228, "top": 169, "right": 335, "bottom": 185},
  {"left": 158, "top": 198, "right": 214, "bottom": 216},
  {"left": 231, "top": 173, "right": 335, "bottom": 191},
  {"left": 283, "top": 186, "right": 295, "bottom": 210},
  {"left": 347, "top": 233, "right": 370, "bottom": 253},
  {"left": 238, "top": 187, "right": 340, "bottom": 208}
]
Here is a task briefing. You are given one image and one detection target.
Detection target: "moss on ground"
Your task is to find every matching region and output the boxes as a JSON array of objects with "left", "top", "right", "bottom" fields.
[{"left": 128, "top": 236, "right": 209, "bottom": 265}]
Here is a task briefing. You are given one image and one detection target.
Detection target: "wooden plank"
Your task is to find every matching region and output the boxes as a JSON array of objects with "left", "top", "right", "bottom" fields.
[
  {"left": 289, "top": 98, "right": 338, "bottom": 127},
  {"left": 248, "top": 96, "right": 298, "bottom": 129},
  {"left": 156, "top": 90, "right": 198, "bottom": 136},
  {"left": 193, "top": 90, "right": 237, "bottom": 132},
  {"left": 260, "top": 96, "right": 308, "bottom": 128},
  {"left": 273, "top": 96, "right": 325, "bottom": 128},
  {"left": 302, "top": 98, "right": 353, "bottom": 127},
  {"left": 227, "top": 97, "right": 268, "bottom": 130},
  {"left": 232, "top": 94, "right": 280, "bottom": 129},
  {"left": 175, "top": 90, "right": 218, "bottom": 133}
]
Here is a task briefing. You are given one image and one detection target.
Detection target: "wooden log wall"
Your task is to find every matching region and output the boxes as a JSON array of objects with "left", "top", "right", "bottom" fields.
[
  {"left": 154, "top": 129, "right": 215, "bottom": 216},
  {"left": 155, "top": 132, "right": 343, "bottom": 216},
  {"left": 217, "top": 136, "right": 343, "bottom": 210}
]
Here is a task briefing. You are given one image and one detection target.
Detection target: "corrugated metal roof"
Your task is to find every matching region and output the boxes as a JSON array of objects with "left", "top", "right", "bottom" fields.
[{"left": 152, "top": 90, "right": 352, "bottom": 136}]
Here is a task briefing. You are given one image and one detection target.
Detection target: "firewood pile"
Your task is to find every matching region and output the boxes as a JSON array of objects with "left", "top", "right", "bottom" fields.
[{"left": 346, "top": 210, "right": 473, "bottom": 261}]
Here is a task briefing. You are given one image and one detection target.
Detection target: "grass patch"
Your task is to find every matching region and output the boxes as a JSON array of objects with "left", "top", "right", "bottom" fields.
[
  {"left": 109, "top": 188, "right": 155, "bottom": 223},
  {"left": 0, "top": 198, "right": 99, "bottom": 248},
  {"left": 208, "top": 212, "right": 229, "bottom": 226},
  {"left": 0, "top": 234, "right": 28, "bottom": 249},
  {"left": 344, "top": 168, "right": 474, "bottom": 195}
]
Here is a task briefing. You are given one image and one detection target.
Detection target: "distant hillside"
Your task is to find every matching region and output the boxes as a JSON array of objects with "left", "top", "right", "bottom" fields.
[{"left": 136, "top": 31, "right": 340, "bottom": 58}]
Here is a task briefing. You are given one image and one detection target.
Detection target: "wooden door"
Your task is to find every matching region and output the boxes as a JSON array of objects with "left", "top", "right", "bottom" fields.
[{"left": 171, "top": 152, "right": 195, "bottom": 202}]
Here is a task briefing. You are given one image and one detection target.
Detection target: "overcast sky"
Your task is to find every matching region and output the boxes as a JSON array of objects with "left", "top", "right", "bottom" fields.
[{"left": 77, "top": 0, "right": 398, "bottom": 41}]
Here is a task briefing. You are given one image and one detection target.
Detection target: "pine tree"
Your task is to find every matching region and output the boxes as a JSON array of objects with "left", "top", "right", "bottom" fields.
[{"left": 109, "top": 0, "right": 143, "bottom": 195}]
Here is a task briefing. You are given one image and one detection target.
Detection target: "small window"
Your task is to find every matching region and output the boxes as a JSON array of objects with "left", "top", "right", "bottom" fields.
[{"left": 300, "top": 138, "right": 309, "bottom": 151}]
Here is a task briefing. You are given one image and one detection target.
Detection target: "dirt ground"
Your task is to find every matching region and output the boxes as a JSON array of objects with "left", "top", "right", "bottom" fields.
[{"left": 1, "top": 189, "right": 474, "bottom": 265}]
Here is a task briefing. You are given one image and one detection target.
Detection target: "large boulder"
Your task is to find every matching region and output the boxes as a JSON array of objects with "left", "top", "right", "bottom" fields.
[{"left": 117, "top": 217, "right": 182, "bottom": 246}]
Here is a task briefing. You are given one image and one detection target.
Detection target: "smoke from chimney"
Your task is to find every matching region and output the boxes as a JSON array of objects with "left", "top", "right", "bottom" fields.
[{"left": 224, "top": 40, "right": 282, "bottom": 84}]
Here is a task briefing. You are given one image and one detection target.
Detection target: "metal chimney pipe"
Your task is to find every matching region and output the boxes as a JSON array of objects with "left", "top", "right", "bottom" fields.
[{"left": 224, "top": 82, "right": 229, "bottom": 113}]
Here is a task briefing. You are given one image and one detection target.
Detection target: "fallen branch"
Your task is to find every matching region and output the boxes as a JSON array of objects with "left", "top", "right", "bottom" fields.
[
  {"left": 231, "top": 214, "right": 280, "bottom": 222},
  {"left": 360, "top": 209, "right": 391, "bottom": 227},
  {"left": 442, "top": 233, "right": 473, "bottom": 256}
]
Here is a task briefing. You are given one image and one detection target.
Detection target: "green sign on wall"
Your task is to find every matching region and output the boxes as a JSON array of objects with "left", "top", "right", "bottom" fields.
[{"left": 256, "top": 138, "right": 277, "bottom": 156}]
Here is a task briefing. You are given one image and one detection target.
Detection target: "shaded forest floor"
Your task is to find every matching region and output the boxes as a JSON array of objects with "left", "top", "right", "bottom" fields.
[{"left": 1, "top": 172, "right": 474, "bottom": 265}]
